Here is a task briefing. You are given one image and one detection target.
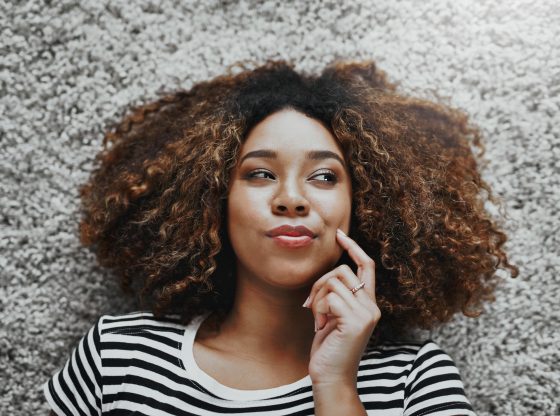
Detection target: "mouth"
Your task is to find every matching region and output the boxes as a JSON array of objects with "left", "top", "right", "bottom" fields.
[
  {"left": 270, "top": 235, "right": 315, "bottom": 248},
  {"left": 266, "top": 224, "right": 316, "bottom": 239}
]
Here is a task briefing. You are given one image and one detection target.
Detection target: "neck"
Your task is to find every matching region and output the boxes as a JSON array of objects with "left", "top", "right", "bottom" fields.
[{"left": 213, "top": 268, "right": 316, "bottom": 364}]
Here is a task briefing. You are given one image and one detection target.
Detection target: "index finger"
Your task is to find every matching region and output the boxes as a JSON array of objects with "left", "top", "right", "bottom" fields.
[{"left": 336, "top": 228, "right": 376, "bottom": 301}]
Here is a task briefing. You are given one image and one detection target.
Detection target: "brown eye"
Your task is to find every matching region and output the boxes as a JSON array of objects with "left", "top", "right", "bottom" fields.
[
  {"left": 247, "top": 169, "right": 274, "bottom": 179},
  {"left": 245, "top": 169, "right": 338, "bottom": 183},
  {"left": 312, "top": 170, "right": 338, "bottom": 183}
]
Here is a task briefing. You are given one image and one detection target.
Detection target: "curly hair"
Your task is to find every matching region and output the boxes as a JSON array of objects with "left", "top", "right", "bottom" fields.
[{"left": 78, "top": 58, "right": 519, "bottom": 344}]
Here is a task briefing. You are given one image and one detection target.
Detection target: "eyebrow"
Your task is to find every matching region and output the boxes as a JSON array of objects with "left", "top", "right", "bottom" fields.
[{"left": 239, "top": 149, "right": 346, "bottom": 168}]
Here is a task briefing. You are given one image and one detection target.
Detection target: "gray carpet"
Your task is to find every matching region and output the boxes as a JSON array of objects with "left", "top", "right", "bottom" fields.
[{"left": 1, "top": 0, "right": 558, "bottom": 415}]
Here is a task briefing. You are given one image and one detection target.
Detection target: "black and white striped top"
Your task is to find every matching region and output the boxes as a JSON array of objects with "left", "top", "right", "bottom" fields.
[{"left": 43, "top": 311, "right": 476, "bottom": 415}]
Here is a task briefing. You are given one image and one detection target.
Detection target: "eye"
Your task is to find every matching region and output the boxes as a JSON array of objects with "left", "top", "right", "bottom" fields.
[
  {"left": 246, "top": 169, "right": 274, "bottom": 180},
  {"left": 312, "top": 169, "right": 338, "bottom": 183},
  {"left": 245, "top": 169, "right": 338, "bottom": 183}
]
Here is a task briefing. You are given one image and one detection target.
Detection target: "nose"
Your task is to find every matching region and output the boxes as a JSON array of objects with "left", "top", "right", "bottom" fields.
[{"left": 272, "top": 179, "right": 310, "bottom": 216}]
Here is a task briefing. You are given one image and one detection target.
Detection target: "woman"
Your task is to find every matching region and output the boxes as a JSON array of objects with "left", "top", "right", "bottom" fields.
[{"left": 44, "top": 59, "right": 518, "bottom": 415}]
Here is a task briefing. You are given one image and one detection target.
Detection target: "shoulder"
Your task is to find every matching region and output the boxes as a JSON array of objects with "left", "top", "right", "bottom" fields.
[
  {"left": 397, "top": 340, "right": 475, "bottom": 414},
  {"left": 357, "top": 339, "right": 432, "bottom": 382},
  {"left": 360, "top": 339, "right": 475, "bottom": 414},
  {"left": 402, "top": 338, "right": 462, "bottom": 376},
  {"left": 400, "top": 339, "right": 466, "bottom": 388},
  {"left": 363, "top": 338, "right": 452, "bottom": 358},
  {"left": 96, "top": 310, "right": 189, "bottom": 346},
  {"left": 99, "top": 310, "right": 185, "bottom": 331},
  {"left": 361, "top": 338, "right": 431, "bottom": 363},
  {"left": 360, "top": 338, "right": 461, "bottom": 378}
]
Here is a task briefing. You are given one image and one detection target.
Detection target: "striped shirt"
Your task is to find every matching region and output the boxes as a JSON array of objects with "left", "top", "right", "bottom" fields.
[{"left": 43, "top": 311, "right": 476, "bottom": 415}]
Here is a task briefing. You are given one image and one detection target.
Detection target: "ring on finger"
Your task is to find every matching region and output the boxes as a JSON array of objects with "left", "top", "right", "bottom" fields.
[{"left": 350, "top": 281, "right": 365, "bottom": 294}]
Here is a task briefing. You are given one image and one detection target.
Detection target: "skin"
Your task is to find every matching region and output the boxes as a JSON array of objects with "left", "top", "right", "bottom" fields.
[
  {"left": 198, "top": 108, "right": 380, "bottom": 413},
  {"left": 48, "top": 108, "right": 380, "bottom": 415}
]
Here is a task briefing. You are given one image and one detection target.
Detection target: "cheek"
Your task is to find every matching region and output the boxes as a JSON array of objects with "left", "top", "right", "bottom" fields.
[
  {"left": 316, "top": 191, "right": 352, "bottom": 226},
  {"left": 227, "top": 188, "right": 266, "bottom": 234}
]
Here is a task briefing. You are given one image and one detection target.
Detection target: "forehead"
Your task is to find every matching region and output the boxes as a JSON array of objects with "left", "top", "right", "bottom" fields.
[{"left": 240, "top": 109, "right": 343, "bottom": 156}]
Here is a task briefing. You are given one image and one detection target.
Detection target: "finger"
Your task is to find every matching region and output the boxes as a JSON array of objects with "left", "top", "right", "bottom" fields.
[
  {"left": 311, "top": 275, "right": 356, "bottom": 330},
  {"left": 312, "top": 269, "right": 369, "bottom": 313},
  {"left": 303, "top": 267, "right": 340, "bottom": 308},
  {"left": 314, "top": 276, "right": 379, "bottom": 331},
  {"left": 311, "top": 316, "right": 337, "bottom": 348},
  {"left": 334, "top": 264, "right": 374, "bottom": 307},
  {"left": 304, "top": 264, "right": 360, "bottom": 308},
  {"left": 336, "top": 229, "right": 377, "bottom": 301},
  {"left": 315, "top": 292, "right": 348, "bottom": 331}
]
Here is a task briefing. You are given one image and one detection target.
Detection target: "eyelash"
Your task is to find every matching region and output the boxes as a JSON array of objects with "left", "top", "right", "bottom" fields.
[{"left": 246, "top": 169, "right": 338, "bottom": 183}]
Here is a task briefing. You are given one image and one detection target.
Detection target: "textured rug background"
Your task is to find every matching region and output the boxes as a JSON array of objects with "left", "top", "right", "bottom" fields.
[{"left": 1, "top": 0, "right": 558, "bottom": 415}]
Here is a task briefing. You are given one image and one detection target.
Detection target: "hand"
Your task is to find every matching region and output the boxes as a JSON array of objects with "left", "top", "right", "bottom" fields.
[{"left": 303, "top": 228, "right": 381, "bottom": 387}]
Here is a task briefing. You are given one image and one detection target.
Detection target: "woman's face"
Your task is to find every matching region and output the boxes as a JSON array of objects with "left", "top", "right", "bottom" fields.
[{"left": 226, "top": 108, "right": 352, "bottom": 290}]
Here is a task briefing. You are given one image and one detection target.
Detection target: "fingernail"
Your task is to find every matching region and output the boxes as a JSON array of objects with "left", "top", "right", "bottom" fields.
[
  {"left": 314, "top": 319, "right": 319, "bottom": 332},
  {"left": 302, "top": 296, "right": 310, "bottom": 308},
  {"left": 337, "top": 228, "right": 346, "bottom": 236}
]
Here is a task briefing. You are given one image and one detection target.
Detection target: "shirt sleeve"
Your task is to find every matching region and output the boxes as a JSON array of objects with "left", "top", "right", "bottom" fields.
[
  {"left": 43, "top": 316, "right": 103, "bottom": 416},
  {"left": 403, "top": 340, "right": 477, "bottom": 416}
]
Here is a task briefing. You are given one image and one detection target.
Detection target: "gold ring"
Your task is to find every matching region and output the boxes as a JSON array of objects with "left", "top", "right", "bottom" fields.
[{"left": 350, "top": 281, "right": 365, "bottom": 294}]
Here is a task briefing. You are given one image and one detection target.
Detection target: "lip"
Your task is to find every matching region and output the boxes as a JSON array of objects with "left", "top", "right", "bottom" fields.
[
  {"left": 266, "top": 224, "right": 316, "bottom": 238},
  {"left": 271, "top": 235, "right": 314, "bottom": 248}
]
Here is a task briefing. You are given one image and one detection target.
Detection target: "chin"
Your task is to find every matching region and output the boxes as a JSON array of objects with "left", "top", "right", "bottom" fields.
[
  {"left": 261, "top": 263, "right": 325, "bottom": 285},
  {"left": 267, "top": 276, "right": 317, "bottom": 290}
]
